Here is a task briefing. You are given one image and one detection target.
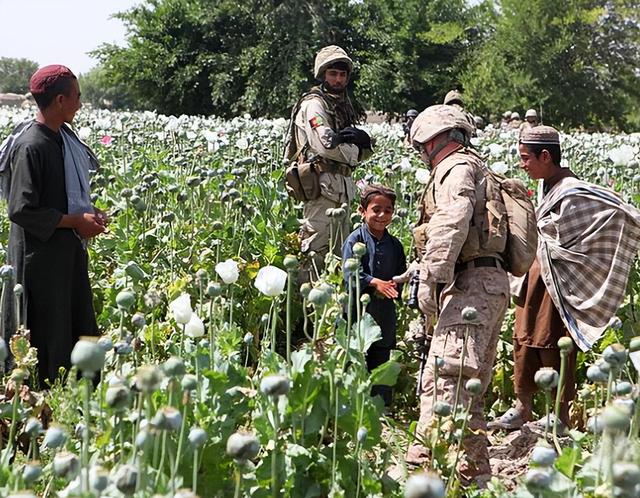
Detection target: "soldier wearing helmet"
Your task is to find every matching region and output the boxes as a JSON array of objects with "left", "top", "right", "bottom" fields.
[
  {"left": 509, "top": 111, "right": 523, "bottom": 130},
  {"left": 500, "top": 111, "right": 512, "bottom": 130},
  {"left": 520, "top": 108, "right": 539, "bottom": 131},
  {"left": 403, "top": 109, "right": 419, "bottom": 146},
  {"left": 443, "top": 89, "right": 476, "bottom": 135},
  {"left": 404, "top": 105, "right": 509, "bottom": 486},
  {"left": 284, "top": 45, "right": 372, "bottom": 282}
]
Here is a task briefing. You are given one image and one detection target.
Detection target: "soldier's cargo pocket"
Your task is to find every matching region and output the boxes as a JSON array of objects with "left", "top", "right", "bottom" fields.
[
  {"left": 430, "top": 326, "right": 481, "bottom": 379},
  {"left": 298, "top": 162, "right": 321, "bottom": 200}
]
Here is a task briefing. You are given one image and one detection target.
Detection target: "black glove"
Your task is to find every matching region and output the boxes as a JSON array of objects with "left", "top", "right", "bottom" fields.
[{"left": 338, "top": 127, "right": 372, "bottom": 149}]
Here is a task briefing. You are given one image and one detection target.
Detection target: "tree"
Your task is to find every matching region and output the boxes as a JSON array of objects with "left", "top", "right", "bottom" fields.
[
  {"left": 0, "top": 57, "right": 38, "bottom": 94},
  {"left": 79, "top": 65, "right": 138, "bottom": 110},
  {"left": 459, "top": 0, "right": 640, "bottom": 130}
]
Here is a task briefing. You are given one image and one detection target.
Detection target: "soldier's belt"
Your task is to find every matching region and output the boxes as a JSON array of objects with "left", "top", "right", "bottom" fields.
[
  {"left": 314, "top": 159, "right": 353, "bottom": 177},
  {"left": 454, "top": 257, "right": 502, "bottom": 274}
]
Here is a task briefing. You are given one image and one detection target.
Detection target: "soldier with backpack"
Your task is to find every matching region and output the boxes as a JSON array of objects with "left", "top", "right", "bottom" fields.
[
  {"left": 403, "top": 105, "right": 536, "bottom": 486},
  {"left": 284, "top": 45, "right": 372, "bottom": 282}
]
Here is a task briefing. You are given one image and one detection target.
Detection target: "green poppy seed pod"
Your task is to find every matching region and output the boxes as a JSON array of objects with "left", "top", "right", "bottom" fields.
[
  {"left": 0, "top": 264, "right": 14, "bottom": 281},
  {"left": 41, "top": 426, "right": 67, "bottom": 451},
  {"left": 22, "top": 461, "right": 43, "bottom": 485},
  {"left": 325, "top": 208, "right": 334, "bottom": 217},
  {"left": 598, "top": 360, "right": 612, "bottom": 374},
  {"left": 131, "top": 312, "right": 146, "bottom": 329},
  {"left": 615, "top": 381, "right": 634, "bottom": 396},
  {"left": 195, "top": 269, "right": 208, "bottom": 284},
  {"left": 461, "top": 306, "right": 478, "bottom": 323},
  {"left": 433, "top": 401, "right": 452, "bottom": 417},
  {"left": 608, "top": 316, "right": 623, "bottom": 330},
  {"left": 602, "top": 405, "right": 630, "bottom": 432},
  {"left": 0, "top": 338, "right": 7, "bottom": 363},
  {"left": 11, "top": 368, "right": 28, "bottom": 383},
  {"left": 612, "top": 398, "right": 635, "bottom": 416},
  {"left": 206, "top": 282, "right": 223, "bottom": 298},
  {"left": 300, "top": 283, "right": 312, "bottom": 299},
  {"left": 557, "top": 337, "right": 574, "bottom": 353},
  {"left": 360, "top": 294, "right": 371, "bottom": 305},
  {"left": 603, "top": 343, "right": 628, "bottom": 369},
  {"left": 524, "top": 468, "right": 552, "bottom": 491},
  {"left": 243, "top": 332, "right": 254, "bottom": 345},
  {"left": 106, "top": 384, "right": 131, "bottom": 411},
  {"left": 333, "top": 207, "right": 346, "bottom": 218},
  {"left": 116, "top": 290, "right": 136, "bottom": 311},
  {"left": 587, "top": 416, "right": 603, "bottom": 435},
  {"left": 465, "top": 378, "right": 483, "bottom": 396},
  {"left": 187, "top": 176, "right": 201, "bottom": 187},
  {"left": 13, "top": 283, "right": 23, "bottom": 296},
  {"left": 530, "top": 446, "right": 557, "bottom": 467},
  {"left": 188, "top": 427, "right": 208, "bottom": 448},
  {"left": 212, "top": 220, "right": 224, "bottom": 230},
  {"left": 152, "top": 406, "right": 182, "bottom": 432},
  {"left": 434, "top": 357, "right": 445, "bottom": 369},
  {"left": 308, "top": 288, "right": 330, "bottom": 307},
  {"left": 344, "top": 258, "right": 360, "bottom": 272},
  {"left": 260, "top": 374, "right": 291, "bottom": 397},
  {"left": 53, "top": 451, "right": 80, "bottom": 480},
  {"left": 353, "top": 242, "right": 367, "bottom": 257},
  {"left": 121, "top": 188, "right": 133, "bottom": 199},
  {"left": 357, "top": 427, "right": 368, "bottom": 443},
  {"left": 71, "top": 340, "right": 106, "bottom": 376},
  {"left": 534, "top": 367, "right": 559, "bottom": 391},
  {"left": 124, "top": 261, "right": 147, "bottom": 281},
  {"left": 283, "top": 255, "right": 299, "bottom": 270},
  {"left": 613, "top": 462, "right": 640, "bottom": 490},
  {"left": 162, "top": 212, "right": 176, "bottom": 223},
  {"left": 404, "top": 472, "right": 446, "bottom": 498},
  {"left": 135, "top": 428, "right": 151, "bottom": 448},
  {"left": 163, "top": 357, "right": 186, "bottom": 378},
  {"left": 630, "top": 336, "right": 640, "bottom": 353},
  {"left": 181, "top": 374, "right": 198, "bottom": 392},
  {"left": 134, "top": 364, "right": 162, "bottom": 394},
  {"left": 89, "top": 465, "right": 109, "bottom": 493},
  {"left": 226, "top": 432, "right": 260, "bottom": 462},
  {"left": 113, "top": 464, "right": 139, "bottom": 496},
  {"left": 586, "top": 364, "right": 609, "bottom": 384},
  {"left": 24, "top": 417, "right": 43, "bottom": 437}
]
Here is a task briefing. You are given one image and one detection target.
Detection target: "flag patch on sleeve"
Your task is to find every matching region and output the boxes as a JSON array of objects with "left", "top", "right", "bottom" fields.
[{"left": 309, "top": 115, "right": 324, "bottom": 128}]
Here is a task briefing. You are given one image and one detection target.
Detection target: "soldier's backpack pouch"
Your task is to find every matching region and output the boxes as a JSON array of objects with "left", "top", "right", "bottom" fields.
[{"left": 285, "top": 162, "right": 321, "bottom": 201}]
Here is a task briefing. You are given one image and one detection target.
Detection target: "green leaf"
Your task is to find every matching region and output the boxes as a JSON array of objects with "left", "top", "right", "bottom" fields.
[
  {"left": 350, "top": 313, "right": 382, "bottom": 353},
  {"left": 370, "top": 361, "right": 401, "bottom": 387},
  {"left": 291, "top": 347, "right": 313, "bottom": 376},
  {"left": 554, "top": 445, "right": 582, "bottom": 479}
]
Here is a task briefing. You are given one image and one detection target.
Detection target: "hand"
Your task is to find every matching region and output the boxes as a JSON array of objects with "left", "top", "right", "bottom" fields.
[
  {"left": 94, "top": 207, "right": 110, "bottom": 227},
  {"left": 393, "top": 260, "right": 421, "bottom": 284},
  {"left": 370, "top": 278, "right": 398, "bottom": 299},
  {"left": 73, "top": 213, "right": 106, "bottom": 239},
  {"left": 338, "top": 127, "right": 372, "bottom": 148}
]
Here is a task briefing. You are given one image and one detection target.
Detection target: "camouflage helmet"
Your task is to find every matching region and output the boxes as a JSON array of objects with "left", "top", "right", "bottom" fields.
[
  {"left": 410, "top": 104, "right": 475, "bottom": 145},
  {"left": 443, "top": 90, "right": 464, "bottom": 106},
  {"left": 511, "top": 111, "right": 521, "bottom": 120},
  {"left": 525, "top": 108, "right": 537, "bottom": 119},
  {"left": 503, "top": 111, "right": 512, "bottom": 119},
  {"left": 405, "top": 109, "right": 419, "bottom": 119},
  {"left": 473, "top": 115, "right": 484, "bottom": 127},
  {"left": 314, "top": 45, "right": 353, "bottom": 80}
]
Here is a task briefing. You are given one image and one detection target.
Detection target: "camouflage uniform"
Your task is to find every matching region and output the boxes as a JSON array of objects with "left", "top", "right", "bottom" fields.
[
  {"left": 406, "top": 106, "right": 510, "bottom": 482},
  {"left": 286, "top": 46, "right": 371, "bottom": 281}
]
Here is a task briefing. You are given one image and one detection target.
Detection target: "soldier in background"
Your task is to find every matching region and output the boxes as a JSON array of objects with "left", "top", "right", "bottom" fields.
[
  {"left": 443, "top": 90, "right": 476, "bottom": 134},
  {"left": 509, "top": 111, "right": 523, "bottom": 130},
  {"left": 285, "top": 46, "right": 372, "bottom": 282},
  {"left": 520, "top": 109, "right": 539, "bottom": 130},
  {"left": 405, "top": 105, "right": 510, "bottom": 486},
  {"left": 403, "top": 109, "right": 419, "bottom": 146},
  {"left": 500, "top": 111, "right": 512, "bottom": 129}
]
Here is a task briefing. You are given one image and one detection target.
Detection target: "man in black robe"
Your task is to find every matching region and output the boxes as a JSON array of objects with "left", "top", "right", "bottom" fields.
[{"left": 4, "top": 65, "right": 107, "bottom": 386}]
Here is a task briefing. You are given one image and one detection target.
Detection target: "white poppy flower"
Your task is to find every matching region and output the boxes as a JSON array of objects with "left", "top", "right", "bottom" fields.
[
  {"left": 399, "top": 157, "right": 412, "bottom": 172},
  {"left": 415, "top": 168, "right": 431, "bottom": 184},
  {"left": 254, "top": 265, "right": 288, "bottom": 297},
  {"left": 609, "top": 145, "right": 636, "bottom": 166},
  {"left": 184, "top": 313, "right": 205, "bottom": 338},
  {"left": 169, "top": 294, "right": 192, "bottom": 325},
  {"left": 490, "top": 161, "right": 508, "bottom": 174},
  {"left": 78, "top": 127, "right": 92, "bottom": 140},
  {"left": 215, "top": 259, "right": 239, "bottom": 284},
  {"left": 235, "top": 137, "right": 250, "bottom": 150}
]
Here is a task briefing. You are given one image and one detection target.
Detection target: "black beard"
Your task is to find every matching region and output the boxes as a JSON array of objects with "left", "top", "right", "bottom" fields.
[{"left": 322, "top": 81, "right": 346, "bottom": 95}]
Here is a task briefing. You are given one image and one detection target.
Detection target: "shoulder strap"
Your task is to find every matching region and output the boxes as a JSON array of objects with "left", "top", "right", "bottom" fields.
[{"left": 284, "top": 89, "right": 326, "bottom": 162}]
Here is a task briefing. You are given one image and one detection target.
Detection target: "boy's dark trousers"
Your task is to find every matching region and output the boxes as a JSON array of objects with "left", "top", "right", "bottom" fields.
[{"left": 366, "top": 346, "right": 392, "bottom": 406}]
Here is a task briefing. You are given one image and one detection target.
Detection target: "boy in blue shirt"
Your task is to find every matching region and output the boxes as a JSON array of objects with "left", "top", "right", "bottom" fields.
[{"left": 342, "top": 184, "right": 407, "bottom": 406}]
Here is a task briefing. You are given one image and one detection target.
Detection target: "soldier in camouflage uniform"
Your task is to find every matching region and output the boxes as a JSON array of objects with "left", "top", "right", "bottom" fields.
[
  {"left": 405, "top": 105, "right": 510, "bottom": 485},
  {"left": 509, "top": 111, "right": 523, "bottom": 130},
  {"left": 520, "top": 109, "right": 539, "bottom": 131},
  {"left": 285, "top": 45, "right": 372, "bottom": 282}
]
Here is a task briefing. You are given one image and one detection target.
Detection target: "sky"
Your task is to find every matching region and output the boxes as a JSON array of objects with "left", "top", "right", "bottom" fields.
[{"left": 0, "top": 0, "right": 141, "bottom": 75}]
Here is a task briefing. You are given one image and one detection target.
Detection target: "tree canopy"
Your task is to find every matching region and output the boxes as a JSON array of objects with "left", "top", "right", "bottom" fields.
[
  {"left": 0, "top": 57, "right": 38, "bottom": 94},
  {"left": 92, "top": 0, "right": 640, "bottom": 130}
]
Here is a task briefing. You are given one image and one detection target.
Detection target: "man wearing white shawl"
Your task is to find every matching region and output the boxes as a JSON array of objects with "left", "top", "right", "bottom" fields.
[{"left": 493, "top": 125, "right": 640, "bottom": 430}]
